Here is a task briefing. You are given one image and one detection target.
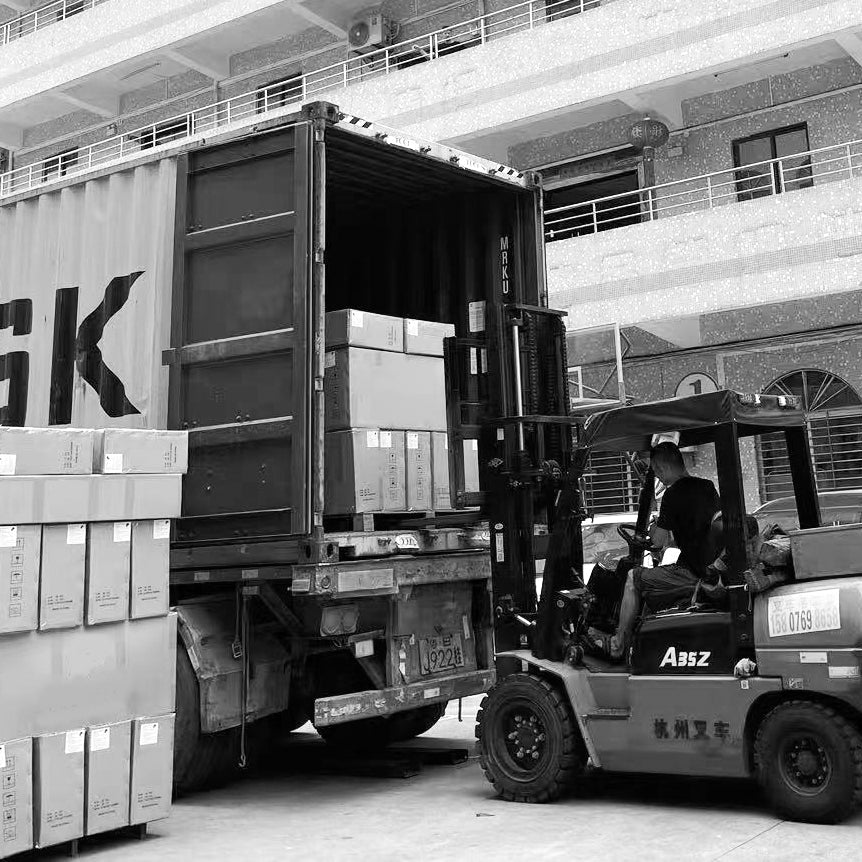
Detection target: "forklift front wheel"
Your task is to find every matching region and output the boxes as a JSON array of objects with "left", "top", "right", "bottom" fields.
[
  {"left": 754, "top": 700, "right": 862, "bottom": 824},
  {"left": 476, "top": 672, "right": 586, "bottom": 803}
]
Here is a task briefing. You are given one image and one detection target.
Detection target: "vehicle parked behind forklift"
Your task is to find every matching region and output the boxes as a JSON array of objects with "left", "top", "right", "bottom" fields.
[{"left": 476, "top": 390, "right": 862, "bottom": 824}]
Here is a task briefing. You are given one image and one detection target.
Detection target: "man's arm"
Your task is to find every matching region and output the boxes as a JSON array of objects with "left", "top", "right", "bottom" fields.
[{"left": 649, "top": 523, "right": 672, "bottom": 549}]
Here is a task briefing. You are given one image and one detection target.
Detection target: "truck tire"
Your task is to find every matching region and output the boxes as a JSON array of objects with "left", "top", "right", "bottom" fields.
[
  {"left": 476, "top": 672, "right": 586, "bottom": 803},
  {"left": 754, "top": 699, "right": 862, "bottom": 824},
  {"left": 173, "top": 646, "right": 238, "bottom": 795},
  {"left": 316, "top": 702, "right": 447, "bottom": 749}
]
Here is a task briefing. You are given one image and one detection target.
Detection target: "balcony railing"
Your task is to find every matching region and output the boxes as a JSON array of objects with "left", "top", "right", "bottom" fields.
[
  {"left": 544, "top": 139, "right": 862, "bottom": 241},
  {"left": 0, "top": 0, "right": 110, "bottom": 46},
  {"left": 0, "top": 0, "right": 608, "bottom": 198}
]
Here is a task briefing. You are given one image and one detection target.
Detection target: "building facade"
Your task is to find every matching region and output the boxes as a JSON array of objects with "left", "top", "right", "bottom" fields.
[{"left": 0, "top": 0, "right": 860, "bottom": 513}]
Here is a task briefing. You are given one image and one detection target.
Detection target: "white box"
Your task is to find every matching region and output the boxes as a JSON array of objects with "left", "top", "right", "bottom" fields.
[
  {"left": 403, "top": 319, "right": 455, "bottom": 357},
  {"left": 0, "top": 525, "right": 41, "bottom": 636},
  {"left": 0, "top": 427, "right": 94, "bottom": 476},
  {"left": 95, "top": 430, "right": 188, "bottom": 475},
  {"left": 85, "top": 721, "right": 131, "bottom": 836},
  {"left": 39, "top": 524, "right": 86, "bottom": 631},
  {"left": 34, "top": 730, "right": 85, "bottom": 849},
  {"left": 130, "top": 521, "right": 170, "bottom": 619},
  {"left": 85, "top": 523, "right": 130, "bottom": 626},
  {"left": 0, "top": 737, "right": 33, "bottom": 860},
  {"left": 130, "top": 715, "right": 175, "bottom": 825}
]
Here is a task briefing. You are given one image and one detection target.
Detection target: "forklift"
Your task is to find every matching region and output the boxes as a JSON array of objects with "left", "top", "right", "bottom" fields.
[{"left": 459, "top": 302, "right": 862, "bottom": 823}]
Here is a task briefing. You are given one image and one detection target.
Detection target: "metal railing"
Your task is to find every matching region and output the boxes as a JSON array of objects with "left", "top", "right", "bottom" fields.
[
  {"left": 544, "top": 138, "right": 862, "bottom": 241},
  {"left": 0, "top": 0, "right": 608, "bottom": 198},
  {"left": 0, "top": 0, "right": 110, "bottom": 46}
]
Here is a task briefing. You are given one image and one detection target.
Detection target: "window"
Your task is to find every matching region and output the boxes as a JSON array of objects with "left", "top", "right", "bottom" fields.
[
  {"left": 255, "top": 75, "right": 303, "bottom": 114},
  {"left": 545, "top": 170, "right": 641, "bottom": 241},
  {"left": 757, "top": 370, "right": 862, "bottom": 501},
  {"left": 42, "top": 148, "right": 79, "bottom": 182},
  {"left": 733, "top": 124, "right": 813, "bottom": 201},
  {"left": 137, "top": 117, "right": 191, "bottom": 151}
]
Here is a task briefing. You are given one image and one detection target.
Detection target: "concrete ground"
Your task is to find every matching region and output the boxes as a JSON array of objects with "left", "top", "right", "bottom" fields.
[{"left": 35, "top": 697, "right": 862, "bottom": 862}]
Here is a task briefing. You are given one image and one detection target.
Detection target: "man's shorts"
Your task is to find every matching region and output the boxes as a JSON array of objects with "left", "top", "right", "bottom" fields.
[{"left": 633, "top": 563, "right": 699, "bottom": 612}]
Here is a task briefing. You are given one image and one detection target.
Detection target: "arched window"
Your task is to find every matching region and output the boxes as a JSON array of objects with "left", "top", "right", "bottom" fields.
[{"left": 757, "top": 370, "right": 862, "bottom": 501}]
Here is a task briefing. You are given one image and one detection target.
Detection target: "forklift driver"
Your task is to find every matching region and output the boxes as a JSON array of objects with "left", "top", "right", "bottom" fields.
[{"left": 603, "top": 442, "right": 720, "bottom": 661}]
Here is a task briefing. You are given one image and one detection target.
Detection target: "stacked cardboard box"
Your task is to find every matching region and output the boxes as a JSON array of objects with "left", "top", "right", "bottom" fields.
[
  {"left": 324, "top": 310, "right": 472, "bottom": 515},
  {"left": 0, "top": 427, "right": 184, "bottom": 858}
]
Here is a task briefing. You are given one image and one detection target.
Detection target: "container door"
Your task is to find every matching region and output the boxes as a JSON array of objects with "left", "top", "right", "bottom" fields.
[{"left": 167, "top": 125, "right": 312, "bottom": 542}]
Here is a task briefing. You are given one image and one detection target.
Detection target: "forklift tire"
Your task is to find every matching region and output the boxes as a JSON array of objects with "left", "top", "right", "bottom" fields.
[
  {"left": 476, "top": 672, "right": 586, "bottom": 803},
  {"left": 173, "top": 646, "right": 238, "bottom": 795},
  {"left": 754, "top": 700, "right": 862, "bottom": 824},
  {"left": 316, "top": 702, "right": 447, "bottom": 750}
]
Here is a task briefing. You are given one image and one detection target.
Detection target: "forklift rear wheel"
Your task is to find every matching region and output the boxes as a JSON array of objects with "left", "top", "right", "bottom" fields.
[
  {"left": 316, "top": 702, "right": 447, "bottom": 749},
  {"left": 754, "top": 700, "right": 862, "bottom": 824},
  {"left": 476, "top": 672, "right": 586, "bottom": 803}
]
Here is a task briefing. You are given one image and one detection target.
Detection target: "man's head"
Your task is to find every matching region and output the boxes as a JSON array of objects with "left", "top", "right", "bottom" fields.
[{"left": 650, "top": 441, "right": 687, "bottom": 485}]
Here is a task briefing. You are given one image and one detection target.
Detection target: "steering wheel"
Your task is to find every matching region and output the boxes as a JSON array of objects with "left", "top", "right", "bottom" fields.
[{"left": 617, "top": 524, "right": 655, "bottom": 557}]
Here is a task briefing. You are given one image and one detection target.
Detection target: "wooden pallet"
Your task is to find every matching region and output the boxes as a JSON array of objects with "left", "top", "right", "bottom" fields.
[
  {"left": 44, "top": 823, "right": 149, "bottom": 859},
  {"left": 323, "top": 508, "right": 482, "bottom": 534}
]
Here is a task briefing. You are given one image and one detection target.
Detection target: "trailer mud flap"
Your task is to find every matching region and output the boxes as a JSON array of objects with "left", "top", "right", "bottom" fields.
[{"left": 314, "top": 668, "right": 495, "bottom": 727}]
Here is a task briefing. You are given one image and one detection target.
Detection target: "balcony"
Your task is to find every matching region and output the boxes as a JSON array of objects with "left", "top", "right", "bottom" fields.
[
  {"left": 545, "top": 137, "right": 862, "bottom": 330},
  {"left": 1, "top": 0, "right": 111, "bottom": 47}
]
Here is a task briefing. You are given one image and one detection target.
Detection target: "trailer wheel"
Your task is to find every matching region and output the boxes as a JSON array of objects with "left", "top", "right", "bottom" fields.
[
  {"left": 173, "top": 645, "right": 238, "bottom": 795},
  {"left": 476, "top": 672, "right": 585, "bottom": 803},
  {"left": 754, "top": 700, "right": 862, "bottom": 824},
  {"left": 316, "top": 703, "right": 447, "bottom": 749}
]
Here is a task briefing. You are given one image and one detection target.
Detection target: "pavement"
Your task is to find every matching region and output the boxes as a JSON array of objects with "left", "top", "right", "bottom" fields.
[{"left": 31, "top": 697, "right": 862, "bottom": 862}]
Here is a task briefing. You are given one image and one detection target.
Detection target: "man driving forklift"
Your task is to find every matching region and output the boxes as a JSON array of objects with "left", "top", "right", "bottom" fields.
[{"left": 598, "top": 441, "right": 720, "bottom": 660}]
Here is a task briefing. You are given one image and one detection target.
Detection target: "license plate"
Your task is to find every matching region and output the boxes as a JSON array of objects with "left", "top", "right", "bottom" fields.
[
  {"left": 419, "top": 633, "right": 465, "bottom": 675},
  {"left": 768, "top": 589, "right": 841, "bottom": 638}
]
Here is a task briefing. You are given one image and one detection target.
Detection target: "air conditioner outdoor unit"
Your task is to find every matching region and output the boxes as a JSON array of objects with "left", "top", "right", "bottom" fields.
[{"left": 348, "top": 11, "right": 392, "bottom": 53}]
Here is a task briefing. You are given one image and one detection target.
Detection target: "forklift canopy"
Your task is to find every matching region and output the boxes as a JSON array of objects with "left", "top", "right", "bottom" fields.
[{"left": 580, "top": 390, "right": 805, "bottom": 453}]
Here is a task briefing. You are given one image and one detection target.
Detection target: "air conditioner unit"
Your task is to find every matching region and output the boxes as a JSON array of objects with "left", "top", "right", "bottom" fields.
[{"left": 348, "top": 11, "right": 392, "bottom": 53}]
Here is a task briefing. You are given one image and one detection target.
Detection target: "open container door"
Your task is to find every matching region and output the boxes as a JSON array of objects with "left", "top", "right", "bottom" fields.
[{"left": 166, "top": 122, "right": 314, "bottom": 544}]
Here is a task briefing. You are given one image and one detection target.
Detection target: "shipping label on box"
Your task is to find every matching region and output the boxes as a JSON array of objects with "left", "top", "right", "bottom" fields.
[
  {"left": 431, "top": 433, "right": 452, "bottom": 511},
  {"left": 0, "top": 525, "right": 40, "bottom": 636},
  {"left": 96, "top": 430, "right": 188, "bottom": 475},
  {"left": 380, "top": 431, "right": 406, "bottom": 512},
  {"left": 130, "top": 715, "right": 175, "bottom": 825},
  {"left": 324, "top": 430, "right": 383, "bottom": 515},
  {"left": 0, "top": 737, "right": 32, "bottom": 860},
  {"left": 0, "top": 427, "right": 94, "bottom": 476},
  {"left": 34, "top": 731, "right": 84, "bottom": 848},
  {"left": 403, "top": 319, "right": 456, "bottom": 357},
  {"left": 39, "top": 524, "right": 85, "bottom": 631},
  {"left": 325, "top": 309, "right": 403, "bottom": 352},
  {"left": 85, "top": 523, "right": 130, "bottom": 625},
  {"left": 324, "top": 348, "right": 447, "bottom": 432},
  {"left": 85, "top": 722, "right": 131, "bottom": 836},
  {"left": 130, "top": 522, "right": 170, "bottom": 619},
  {"left": 406, "top": 431, "right": 433, "bottom": 511}
]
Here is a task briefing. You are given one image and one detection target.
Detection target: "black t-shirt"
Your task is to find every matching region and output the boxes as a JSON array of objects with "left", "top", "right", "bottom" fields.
[{"left": 656, "top": 476, "right": 721, "bottom": 576}]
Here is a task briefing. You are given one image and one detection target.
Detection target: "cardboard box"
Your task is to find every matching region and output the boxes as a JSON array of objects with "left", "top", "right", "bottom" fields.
[
  {"left": 463, "top": 439, "right": 481, "bottom": 493},
  {"left": 0, "top": 737, "right": 32, "bottom": 860},
  {"left": 39, "top": 524, "right": 86, "bottom": 631},
  {"left": 0, "top": 525, "right": 41, "bottom": 636},
  {"left": 406, "top": 431, "right": 433, "bottom": 511},
  {"left": 85, "top": 722, "right": 131, "bottom": 836},
  {"left": 324, "top": 348, "right": 447, "bottom": 432},
  {"left": 325, "top": 309, "right": 403, "bottom": 352},
  {"left": 130, "top": 521, "right": 170, "bottom": 619},
  {"left": 95, "top": 430, "right": 188, "bottom": 475},
  {"left": 404, "top": 319, "right": 456, "bottom": 357},
  {"left": 86, "top": 523, "right": 130, "bottom": 625},
  {"left": 0, "top": 427, "right": 94, "bottom": 477},
  {"left": 0, "top": 474, "right": 182, "bottom": 525},
  {"left": 0, "top": 614, "right": 177, "bottom": 743},
  {"left": 34, "top": 730, "right": 85, "bottom": 849},
  {"left": 130, "top": 715, "right": 174, "bottom": 825},
  {"left": 324, "top": 430, "right": 383, "bottom": 514},
  {"left": 380, "top": 431, "right": 406, "bottom": 511},
  {"left": 431, "top": 432, "right": 452, "bottom": 511}
]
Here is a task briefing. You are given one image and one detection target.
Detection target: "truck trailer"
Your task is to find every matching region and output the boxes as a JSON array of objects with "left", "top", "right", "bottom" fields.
[{"left": 0, "top": 101, "right": 554, "bottom": 791}]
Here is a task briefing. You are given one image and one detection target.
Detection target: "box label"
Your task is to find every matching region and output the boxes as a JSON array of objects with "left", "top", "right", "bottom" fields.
[
  {"left": 349, "top": 310, "right": 364, "bottom": 328},
  {"left": 113, "top": 522, "right": 131, "bottom": 543},
  {"left": 153, "top": 520, "right": 170, "bottom": 541},
  {"left": 365, "top": 431, "right": 379, "bottom": 448},
  {"left": 0, "top": 454, "right": 16, "bottom": 476},
  {"left": 140, "top": 723, "right": 159, "bottom": 746},
  {"left": 407, "top": 433, "right": 419, "bottom": 450},
  {"left": 90, "top": 727, "right": 111, "bottom": 752},
  {"left": 406, "top": 319, "right": 419, "bottom": 336},
  {"left": 0, "top": 527, "right": 16, "bottom": 548},
  {"left": 104, "top": 453, "right": 123, "bottom": 474},
  {"left": 67, "top": 524, "right": 86, "bottom": 545},
  {"left": 0, "top": 745, "right": 5, "bottom": 769},
  {"left": 380, "top": 431, "right": 392, "bottom": 448},
  {"left": 65, "top": 729, "right": 85, "bottom": 754}
]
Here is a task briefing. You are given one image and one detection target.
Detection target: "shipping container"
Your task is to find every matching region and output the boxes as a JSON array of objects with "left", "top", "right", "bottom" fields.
[{"left": 0, "top": 102, "right": 548, "bottom": 791}]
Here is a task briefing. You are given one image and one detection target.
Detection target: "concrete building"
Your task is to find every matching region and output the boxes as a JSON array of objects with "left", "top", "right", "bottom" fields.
[{"left": 0, "top": 0, "right": 860, "bottom": 513}]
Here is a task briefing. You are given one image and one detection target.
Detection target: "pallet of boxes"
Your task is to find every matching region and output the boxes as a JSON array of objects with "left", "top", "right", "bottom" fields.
[
  {"left": 323, "top": 310, "right": 479, "bottom": 524},
  {"left": 0, "top": 427, "right": 186, "bottom": 859}
]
